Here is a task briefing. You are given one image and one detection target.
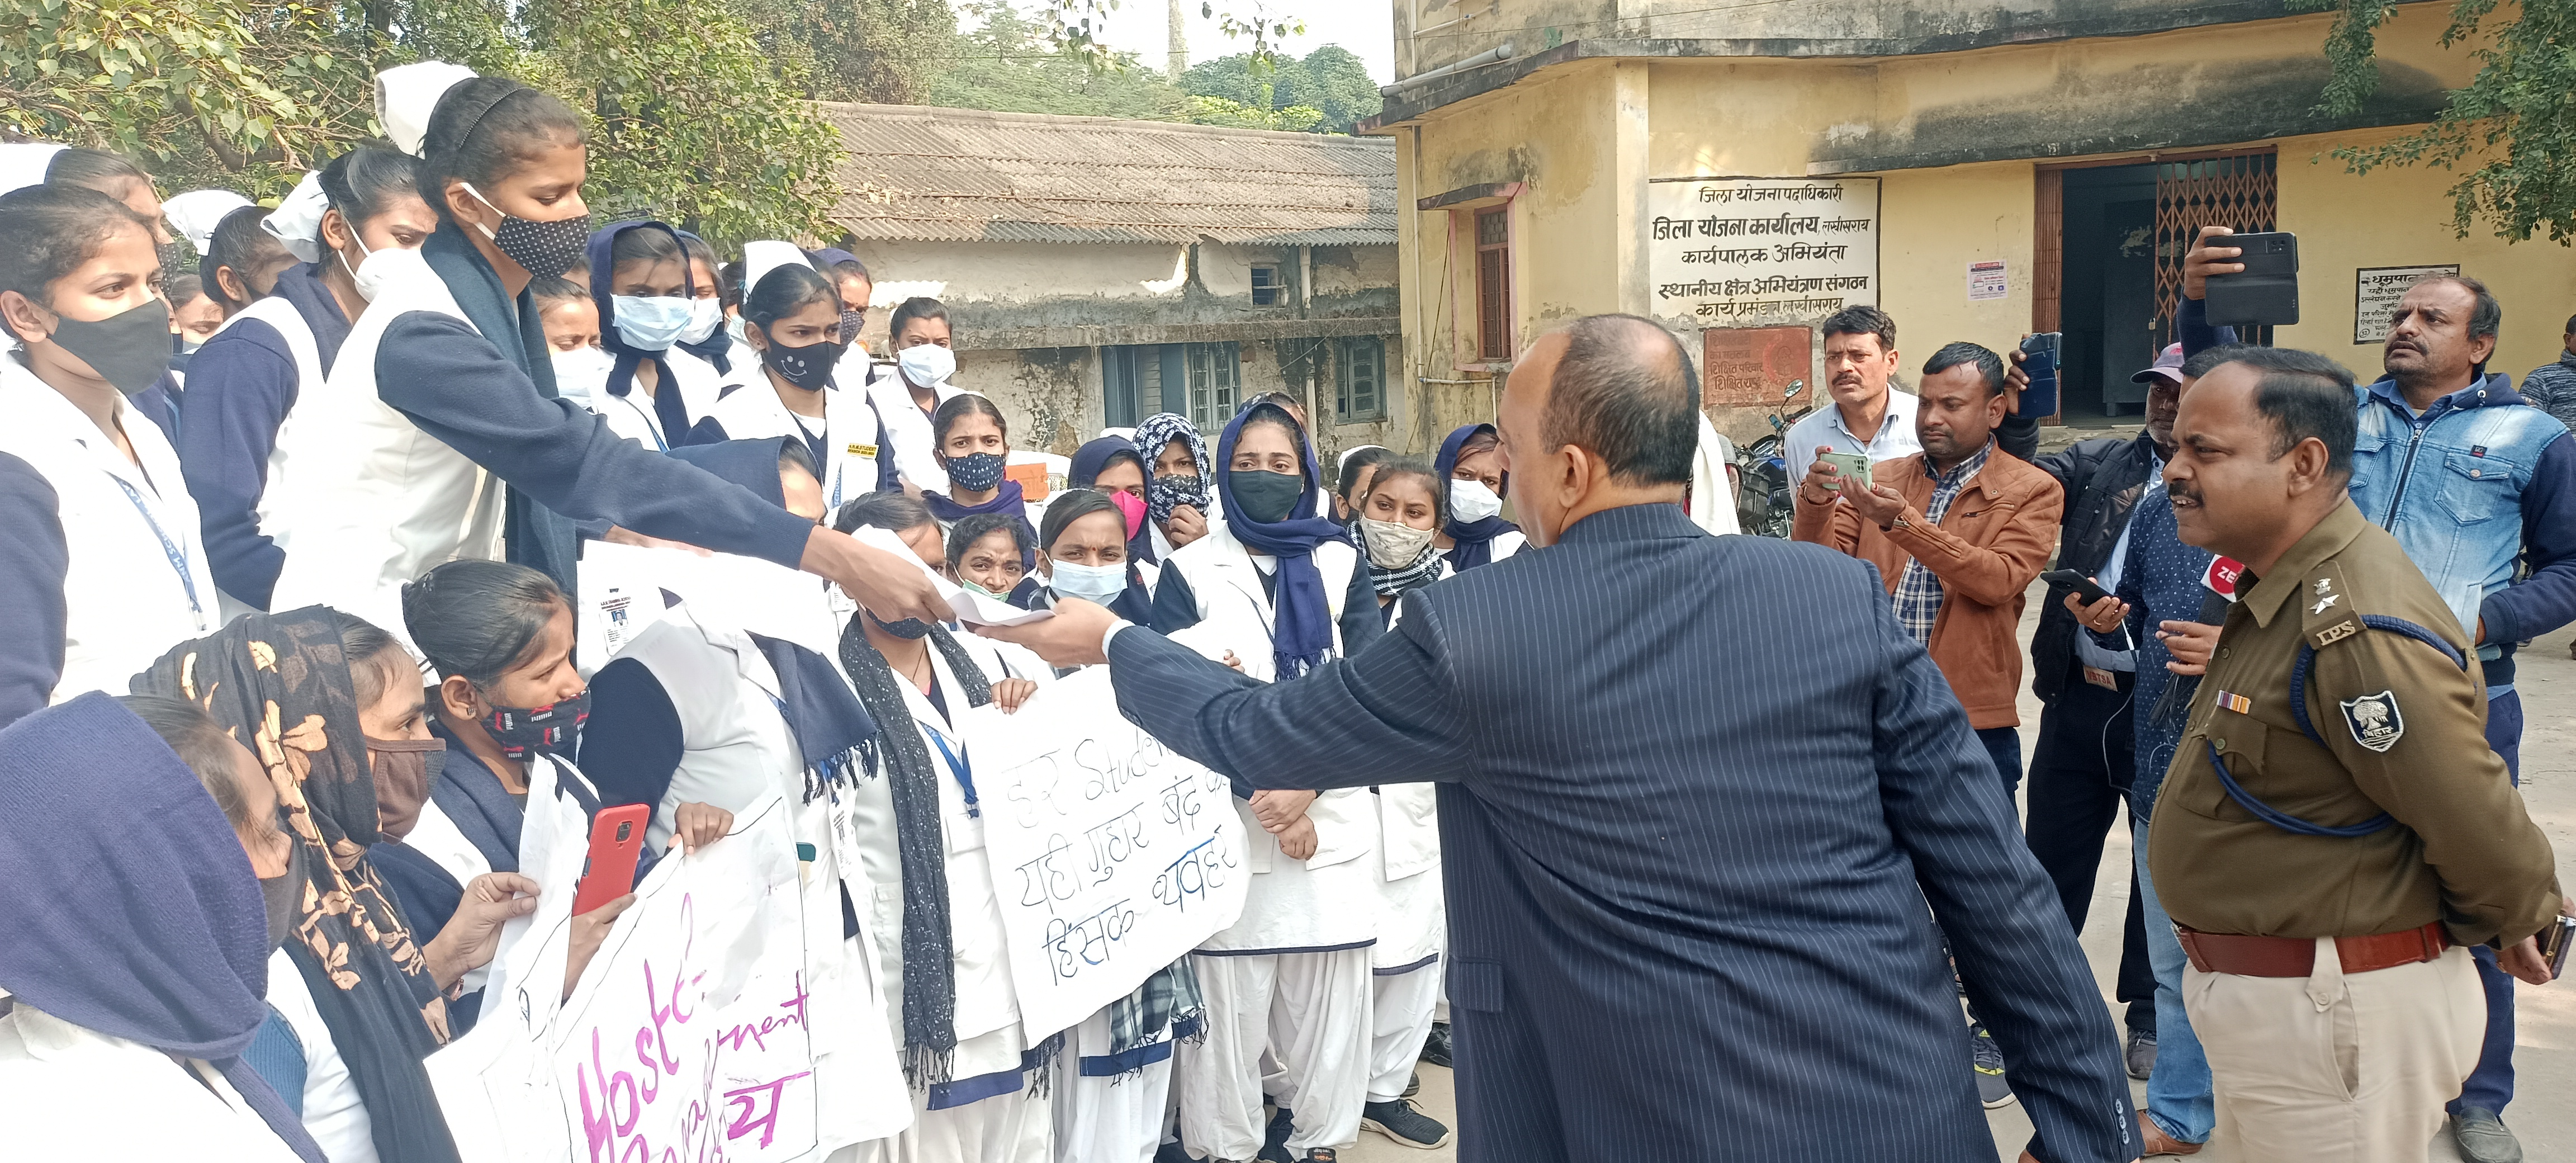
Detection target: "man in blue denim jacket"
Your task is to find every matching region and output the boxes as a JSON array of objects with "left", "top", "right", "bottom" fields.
[{"left": 2184, "top": 235, "right": 2576, "bottom": 1162}]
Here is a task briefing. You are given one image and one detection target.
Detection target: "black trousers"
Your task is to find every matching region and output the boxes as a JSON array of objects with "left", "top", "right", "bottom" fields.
[{"left": 2026, "top": 658, "right": 2154, "bottom": 1033}]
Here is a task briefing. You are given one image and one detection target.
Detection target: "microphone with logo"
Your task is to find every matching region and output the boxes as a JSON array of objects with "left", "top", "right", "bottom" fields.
[{"left": 2149, "top": 555, "right": 2243, "bottom": 727}]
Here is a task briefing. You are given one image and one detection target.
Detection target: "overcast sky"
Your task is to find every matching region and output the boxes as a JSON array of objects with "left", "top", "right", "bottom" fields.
[{"left": 998, "top": 0, "right": 1398, "bottom": 83}]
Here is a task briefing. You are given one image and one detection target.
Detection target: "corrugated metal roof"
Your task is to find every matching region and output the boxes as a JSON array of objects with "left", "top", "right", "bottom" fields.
[{"left": 820, "top": 103, "right": 1397, "bottom": 247}]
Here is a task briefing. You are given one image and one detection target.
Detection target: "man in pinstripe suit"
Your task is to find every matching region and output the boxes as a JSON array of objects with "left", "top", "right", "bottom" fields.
[{"left": 988, "top": 315, "right": 2139, "bottom": 1162}]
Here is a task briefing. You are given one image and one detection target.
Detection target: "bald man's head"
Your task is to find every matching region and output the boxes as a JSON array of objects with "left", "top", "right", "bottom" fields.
[{"left": 1540, "top": 314, "right": 1701, "bottom": 486}]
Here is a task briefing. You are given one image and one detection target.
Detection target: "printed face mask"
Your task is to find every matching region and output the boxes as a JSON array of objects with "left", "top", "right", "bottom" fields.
[
  {"left": 44, "top": 296, "right": 174, "bottom": 395},
  {"left": 897, "top": 342, "right": 955, "bottom": 387},
  {"left": 460, "top": 183, "right": 591, "bottom": 277},
  {"left": 762, "top": 333, "right": 842, "bottom": 391},
  {"left": 1110, "top": 489, "right": 1147, "bottom": 541},
  {"left": 838, "top": 309, "right": 865, "bottom": 350},
  {"left": 612, "top": 294, "right": 694, "bottom": 351},
  {"left": 679, "top": 296, "right": 725, "bottom": 345},
  {"left": 1228, "top": 469, "right": 1304, "bottom": 525},
  {"left": 1148, "top": 474, "right": 1207, "bottom": 528},
  {"left": 366, "top": 736, "right": 448, "bottom": 843},
  {"left": 1361, "top": 517, "right": 1437, "bottom": 569},
  {"left": 155, "top": 239, "right": 183, "bottom": 284},
  {"left": 1048, "top": 559, "right": 1128, "bottom": 605},
  {"left": 945, "top": 450, "right": 1008, "bottom": 493},
  {"left": 1449, "top": 477, "right": 1504, "bottom": 524},
  {"left": 480, "top": 689, "right": 588, "bottom": 762}
]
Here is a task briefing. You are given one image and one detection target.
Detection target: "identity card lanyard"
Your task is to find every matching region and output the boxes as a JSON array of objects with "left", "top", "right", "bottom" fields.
[
  {"left": 107, "top": 471, "right": 207, "bottom": 631},
  {"left": 926, "top": 727, "right": 977, "bottom": 819}
]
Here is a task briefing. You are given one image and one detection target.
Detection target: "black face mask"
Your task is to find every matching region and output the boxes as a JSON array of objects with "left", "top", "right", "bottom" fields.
[
  {"left": 154, "top": 239, "right": 183, "bottom": 282},
  {"left": 463, "top": 183, "right": 590, "bottom": 278},
  {"left": 838, "top": 309, "right": 865, "bottom": 350},
  {"left": 43, "top": 297, "right": 174, "bottom": 395},
  {"left": 868, "top": 608, "right": 934, "bottom": 640},
  {"left": 259, "top": 840, "right": 306, "bottom": 950},
  {"left": 1228, "top": 469, "right": 1305, "bottom": 524},
  {"left": 763, "top": 334, "right": 842, "bottom": 391},
  {"left": 481, "top": 690, "right": 589, "bottom": 761}
]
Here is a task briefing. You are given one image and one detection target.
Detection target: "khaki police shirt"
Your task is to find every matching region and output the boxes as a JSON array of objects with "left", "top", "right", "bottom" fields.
[{"left": 2146, "top": 499, "right": 2561, "bottom": 946}]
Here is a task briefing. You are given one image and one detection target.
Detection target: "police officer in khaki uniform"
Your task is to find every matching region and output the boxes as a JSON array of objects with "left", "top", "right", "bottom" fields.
[{"left": 2139, "top": 347, "right": 2563, "bottom": 1160}]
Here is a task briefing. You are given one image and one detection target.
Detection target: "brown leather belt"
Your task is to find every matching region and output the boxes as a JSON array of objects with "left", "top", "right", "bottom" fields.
[{"left": 2176, "top": 921, "right": 2450, "bottom": 977}]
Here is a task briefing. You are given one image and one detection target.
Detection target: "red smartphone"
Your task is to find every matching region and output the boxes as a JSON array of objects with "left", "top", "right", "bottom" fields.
[{"left": 571, "top": 805, "right": 651, "bottom": 915}]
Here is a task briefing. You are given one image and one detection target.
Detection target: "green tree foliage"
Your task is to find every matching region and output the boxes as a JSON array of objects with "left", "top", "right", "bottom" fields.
[
  {"left": 735, "top": 0, "right": 958, "bottom": 106},
  {"left": 2294, "top": 0, "right": 2576, "bottom": 243},
  {"left": 1179, "top": 45, "right": 1379, "bottom": 133},
  {"left": 1184, "top": 94, "right": 1323, "bottom": 132},
  {"left": 1, "top": 0, "right": 847, "bottom": 236},
  {"left": 927, "top": 2, "right": 1187, "bottom": 120}
]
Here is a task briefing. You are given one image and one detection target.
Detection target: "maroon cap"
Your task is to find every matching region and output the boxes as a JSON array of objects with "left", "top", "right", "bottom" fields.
[{"left": 2131, "top": 342, "right": 2186, "bottom": 386}]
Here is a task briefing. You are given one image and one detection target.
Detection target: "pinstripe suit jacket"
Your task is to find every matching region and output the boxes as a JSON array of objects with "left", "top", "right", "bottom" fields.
[{"left": 1107, "top": 503, "right": 2137, "bottom": 1162}]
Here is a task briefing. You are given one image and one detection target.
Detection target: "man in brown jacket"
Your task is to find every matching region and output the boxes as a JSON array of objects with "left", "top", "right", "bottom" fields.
[{"left": 1795, "top": 341, "right": 2064, "bottom": 796}]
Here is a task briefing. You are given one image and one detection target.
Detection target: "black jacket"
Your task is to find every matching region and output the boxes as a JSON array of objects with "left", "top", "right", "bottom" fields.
[{"left": 2029, "top": 431, "right": 2163, "bottom": 702}]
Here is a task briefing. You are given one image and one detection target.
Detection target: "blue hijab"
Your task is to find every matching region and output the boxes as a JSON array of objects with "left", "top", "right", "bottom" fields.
[
  {"left": 1069, "top": 436, "right": 1154, "bottom": 563},
  {"left": 1217, "top": 402, "right": 1348, "bottom": 679},
  {"left": 1437, "top": 423, "right": 1521, "bottom": 571},
  {"left": 0, "top": 693, "right": 327, "bottom": 1162},
  {"left": 587, "top": 220, "right": 698, "bottom": 445},
  {"left": 671, "top": 230, "right": 733, "bottom": 375}
]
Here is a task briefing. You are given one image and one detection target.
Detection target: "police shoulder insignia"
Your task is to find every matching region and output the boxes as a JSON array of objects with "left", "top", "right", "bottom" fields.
[
  {"left": 2341, "top": 690, "right": 2404, "bottom": 752},
  {"left": 2310, "top": 619, "right": 2360, "bottom": 647},
  {"left": 2303, "top": 561, "right": 2361, "bottom": 648}
]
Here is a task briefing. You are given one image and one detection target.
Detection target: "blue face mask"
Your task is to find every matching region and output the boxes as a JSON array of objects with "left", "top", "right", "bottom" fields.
[
  {"left": 613, "top": 294, "right": 693, "bottom": 351},
  {"left": 1048, "top": 559, "right": 1128, "bottom": 605}
]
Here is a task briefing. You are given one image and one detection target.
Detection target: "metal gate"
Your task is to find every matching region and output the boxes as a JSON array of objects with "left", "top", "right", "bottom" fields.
[{"left": 2152, "top": 150, "right": 2277, "bottom": 343}]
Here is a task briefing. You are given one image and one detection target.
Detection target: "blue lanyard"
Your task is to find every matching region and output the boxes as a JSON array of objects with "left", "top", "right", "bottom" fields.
[
  {"left": 617, "top": 395, "right": 669, "bottom": 451},
  {"left": 106, "top": 471, "right": 205, "bottom": 627},
  {"left": 926, "top": 728, "right": 976, "bottom": 818}
]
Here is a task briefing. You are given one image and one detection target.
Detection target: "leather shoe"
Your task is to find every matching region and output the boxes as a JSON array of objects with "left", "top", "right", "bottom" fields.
[
  {"left": 2138, "top": 1112, "right": 2201, "bottom": 1156},
  {"left": 2452, "top": 1108, "right": 2523, "bottom": 1163}
]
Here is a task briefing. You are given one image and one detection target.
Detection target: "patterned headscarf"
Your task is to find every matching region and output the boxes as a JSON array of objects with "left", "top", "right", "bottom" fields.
[
  {"left": 1134, "top": 411, "right": 1211, "bottom": 531},
  {"left": 134, "top": 608, "right": 462, "bottom": 1163}
]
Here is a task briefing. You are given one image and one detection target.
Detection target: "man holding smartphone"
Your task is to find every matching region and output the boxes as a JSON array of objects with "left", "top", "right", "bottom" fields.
[
  {"left": 2149, "top": 346, "right": 2564, "bottom": 1161},
  {"left": 2187, "top": 230, "right": 2576, "bottom": 1163}
]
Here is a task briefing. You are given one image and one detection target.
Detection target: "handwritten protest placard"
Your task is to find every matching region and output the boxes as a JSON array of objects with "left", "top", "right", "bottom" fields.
[{"left": 973, "top": 668, "right": 1249, "bottom": 1042}]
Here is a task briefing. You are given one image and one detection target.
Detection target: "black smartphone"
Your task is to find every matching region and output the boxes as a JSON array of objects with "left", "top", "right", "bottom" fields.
[
  {"left": 2204, "top": 230, "right": 2300, "bottom": 327},
  {"left": 2543, "top": 914, "right": 2576, "bottom": 980},
  {"left": 2040, "top": 568, "right": 2111, "bottom": 606},
  {"left": 2017, "top": 333, "right": 2062, "bottom": 419}
]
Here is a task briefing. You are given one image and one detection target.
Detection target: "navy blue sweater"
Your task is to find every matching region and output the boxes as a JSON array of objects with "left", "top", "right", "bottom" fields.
[
  {"left": 374, "top": 229, "right": 816, "bottom": 587},
  {"left": 177, "top": 263, "right": 352, "bottom": 608},
  {"left": 0, "top": 451, "right": 69, "bottom": 728}
]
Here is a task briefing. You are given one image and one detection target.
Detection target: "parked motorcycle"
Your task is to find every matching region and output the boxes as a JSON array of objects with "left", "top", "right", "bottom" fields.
[{"left": 1735, "top": 380, "right": 1811, "bottom": 538}]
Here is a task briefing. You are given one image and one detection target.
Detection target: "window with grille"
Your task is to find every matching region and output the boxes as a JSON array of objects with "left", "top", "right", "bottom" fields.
[
  {"left": 1185, "top": 342, "right": 1240, "bottom": 429},
  {"left": 1336, "top": 337, "right": 1385, "bottom": 422},
  {"left": 2152, "top": 150, "right": 2277, "bottom": 344},
  {"left": 1475, "top": 207, "right": 1512, "bottom": 361},
  {"left": 1251, "top": 265, "right": 1282, "bottom": 306}
]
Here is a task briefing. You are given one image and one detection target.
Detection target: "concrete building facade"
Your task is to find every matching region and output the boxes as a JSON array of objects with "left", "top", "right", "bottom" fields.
[
  {"left": 1367, "top": 1, "right": 2576, "bottom": 443},
  {"left": 821, "top": 103, "right": 1406, "bottom": 461}
]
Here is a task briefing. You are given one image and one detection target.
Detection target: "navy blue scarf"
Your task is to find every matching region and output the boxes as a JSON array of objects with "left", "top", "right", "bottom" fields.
[
  {"left": 588, "top": 221, "right": 698, "bottom": 445},
  {"left": 0, "top": 694, "right": 327, "bottom": 1163},
  {"left": 421, "top": 225, "right": 580, "bottom": 597},
  {"left": 924, "top": 477, "right": 1028, "bottom": 524},
  {"left": 1437, "top": 423, "right": 1520, "bottom": 572},
  {"left": 424, "top": 718, "right": 526, "bottom": 874},
  {"left": 1219, "top": 403, "right": 1348, "bottom": 679}
]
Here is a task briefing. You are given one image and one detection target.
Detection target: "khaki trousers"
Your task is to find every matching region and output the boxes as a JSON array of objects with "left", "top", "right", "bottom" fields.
[{"left": 2185, "top": 941, "right": 2483, "bottom": 1161}]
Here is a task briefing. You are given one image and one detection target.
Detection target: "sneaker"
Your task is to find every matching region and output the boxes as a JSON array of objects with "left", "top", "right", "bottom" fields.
[
  {"left": 1972, "top": 1027, "right": 2015, "bottom": 1109},
  {"left": 1362, "top": 1098, "right": 1454, "bottom": 1150},
  {"left": 2124, "top": 1027, "right": 2158, "bottom": 1081},
  {"left": 2451, "top": 1108, "right": 2523, "bottom": 1163},
  {"left": 1299, "top": 1152, "right": 1338, "bottom": 1162},
  {"left": 1418, "top": 1020, "right": 1452, "bottom": 1067},
  {"left": 1403, "top": 1070, "right": 1421, "bottom": 1098}
]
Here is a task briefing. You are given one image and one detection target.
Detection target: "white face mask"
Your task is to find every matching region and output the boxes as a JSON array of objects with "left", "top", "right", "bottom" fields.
[
  {"left": 613, "top": 294, "right": 694, "bottom": 351},
  {"left": 1358, "top": 517, "right": 1437, "bottom": 569},
  {"left": 897, "top": 342, "right": 955, "bottom": 388},
  {"left": 1449, "top": 478, "right": 1504, "bottom": 524},
  {"left": 1047, "top": 559, "right": 1129, "bottom": 605},
  {"left": 678, "top": 296, "right": 724, "bottom": 345},
  {"left": 550, "top": 344, "right": 614, "bottom": 410},
  {"left": 726, "top": 313, "right": 750, "bottom": 346}
]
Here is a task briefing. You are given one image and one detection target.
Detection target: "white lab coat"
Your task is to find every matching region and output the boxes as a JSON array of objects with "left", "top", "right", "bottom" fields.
[
  {"left": 206, "top": 292, "right": 329, "bottom": 618},
  {"left": 861, "top": 364, "right": 961, "bottom": 493},
  {"left": 0, "top": 1004, "right": 306, "bottom": 1162},
  {"left": 264, "top": 247, "right": 506, "bottom": 640},
  {"left": 0, "top": 358, "right": 216, "bottom": 705},
  {"left": 263, "top": 948, "right": 376, "bottom": 1163},
  {"left": 1157, "top": 524, "right": 1379, "bottom": 953},
  {"left": 704, "top": 367, "right": 887, "bottom": 513}
]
